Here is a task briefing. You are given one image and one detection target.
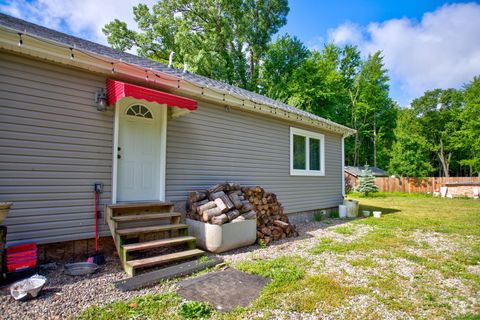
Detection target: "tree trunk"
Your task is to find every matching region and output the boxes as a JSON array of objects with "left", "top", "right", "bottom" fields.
[{"left": 437, "top": 140, "right": 451, "bottom": 178}]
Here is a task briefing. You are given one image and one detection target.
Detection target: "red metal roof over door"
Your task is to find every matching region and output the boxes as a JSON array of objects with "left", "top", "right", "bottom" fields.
[{"left": 106, "top": 79, "right": 197, "bottom": 111}]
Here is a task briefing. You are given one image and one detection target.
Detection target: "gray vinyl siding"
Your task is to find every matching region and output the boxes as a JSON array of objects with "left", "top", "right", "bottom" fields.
[
  {"left": 166, "top": 103, "right": 343, "bottom": 214},
  {"left": 0, "top": 50, "right": 343, "bottom": 246},
  {"left": 0, "top": 52, "right": 113, "bottom": 244}
]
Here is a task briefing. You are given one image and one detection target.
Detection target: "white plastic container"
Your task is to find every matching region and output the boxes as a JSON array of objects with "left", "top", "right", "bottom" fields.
[
  {"left": 10, "top": 275, "right": 47, "bottom": 301},
  {"left": 343, "top": 199, "right": 359, "bottom": 218},
  {"left": 362, "top": 210, "right": 370, "bottom": 217},
  {"left": 373, "top": 211, "right": 382, "bottom": 218},
  {"left": 339, "top": 205, "right": 347, "bottom": 218},
  {"left": 186, "top": 218, "right": 256, "bottom": 253}
]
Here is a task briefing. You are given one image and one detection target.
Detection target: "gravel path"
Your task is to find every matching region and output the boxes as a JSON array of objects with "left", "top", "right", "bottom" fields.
[
  {"left": 0, "top": 221, "right": 338, "bottom": 320},
  {"left": 0, "top": 256, "right": 178, "bottom": 320}
]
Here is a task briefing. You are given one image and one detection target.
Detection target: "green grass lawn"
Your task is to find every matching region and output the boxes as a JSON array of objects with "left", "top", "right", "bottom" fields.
[{"left": 79, "top": 194, "right": 480, "bottom": 320}]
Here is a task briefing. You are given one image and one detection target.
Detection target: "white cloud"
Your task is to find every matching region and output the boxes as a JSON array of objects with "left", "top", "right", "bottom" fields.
[
  {"left": 326, "top": 3, "right": 480, "bottom": 106},
  {"left": 327, "top": 21, "right": 363, "bottom": 46},
  {"left": 0, "top": 0, "right": 156, "bottom": 44}
]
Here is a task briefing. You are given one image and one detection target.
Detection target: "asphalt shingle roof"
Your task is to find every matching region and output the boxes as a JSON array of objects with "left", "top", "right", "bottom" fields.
[
  {"left": 345, "top": 166, "right": 389, "bottom": 177},
  {"left": 0, "top": 13, "right": 355, "bottom": 134}
]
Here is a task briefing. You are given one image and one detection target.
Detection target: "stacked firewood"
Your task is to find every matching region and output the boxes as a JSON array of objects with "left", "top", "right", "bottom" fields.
[
  {"left": 242, "top": 186, "right": 298, "bottom": 245},
  {"left": 187, "top": 183, "right": 256, "bottom": 225},
  {"left": 187, "top": 183, "right": 298, "bottom": 245}
]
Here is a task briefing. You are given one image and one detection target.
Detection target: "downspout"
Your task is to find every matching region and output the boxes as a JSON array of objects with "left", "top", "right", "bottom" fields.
[
  {"left": 168, "top": 51, "right": 175, "bottom": 68},
  {"left": 342, "top": 134, "right": 346, "bottom": 198}
]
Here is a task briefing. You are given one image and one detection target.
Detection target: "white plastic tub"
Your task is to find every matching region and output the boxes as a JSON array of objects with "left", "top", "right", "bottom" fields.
[
  {"left": 186, "top": 218, "right": 257, "bottom": 253},
  {"left": 373, "top": 211, "right": 382, "bottom": 218}
]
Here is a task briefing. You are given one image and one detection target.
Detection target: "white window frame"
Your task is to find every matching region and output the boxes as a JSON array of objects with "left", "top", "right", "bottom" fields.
[{"left": 290, "top": 127, "right": 325, "bottom": 176}]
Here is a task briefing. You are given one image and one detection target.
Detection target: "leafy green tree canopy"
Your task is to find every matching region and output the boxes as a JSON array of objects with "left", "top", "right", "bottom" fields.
[
  {"left": 388, "top": 109, "right": 433, "bottom": 177},
  {"left": 259, "top": 33, "right": 309, "bottom": 102},
  {"left": 103, "top": 0, "right": 289, "bottom": 91},
  {"left": 410, "top": 88, "right": 463, "bottom": 177}
]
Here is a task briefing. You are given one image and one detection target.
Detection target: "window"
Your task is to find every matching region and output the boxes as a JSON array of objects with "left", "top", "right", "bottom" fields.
[
  {"left": 126, "top": 104, "right": 153, "bottom": 119},
  {"left": 290, "top": 127, "right": 325, "bottom": 176}
]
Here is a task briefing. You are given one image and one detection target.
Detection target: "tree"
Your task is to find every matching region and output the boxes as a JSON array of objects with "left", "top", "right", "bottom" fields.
[
  {"left": 388, "top": 109, "right": 433, "bottom": 177},
  {"left": 456, "top": 76, "right": 480, "bottom": 175},
  {"left": 287, "top": 44, "right": 347, "bottom": 120},
  {"left": 355, "top": 52, "right": 397, "bottom": 168},
  {"left": 103, "top": 0, "right": 289, "bottom": 91},
  {"left": 355, "top": 165, "right": 379, "bottom": 196},
  {"left": 259, "top": 34, "right": 309, "bottom": 102},
  {"left": 410, "top": 88, "right": 463, "bottom": 177},
  {"left": 285, "top": 45, "right": 397, "bottom": 169}
]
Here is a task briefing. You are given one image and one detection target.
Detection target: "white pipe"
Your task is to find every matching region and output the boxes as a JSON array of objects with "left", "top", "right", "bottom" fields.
[{"left": 168, "top": 51, "right": 175, "bottom": 68}]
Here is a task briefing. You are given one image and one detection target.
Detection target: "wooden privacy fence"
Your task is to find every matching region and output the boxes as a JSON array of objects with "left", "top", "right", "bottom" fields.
[{"left": 374, "top": 177, "right": 480, "bottom": 193}]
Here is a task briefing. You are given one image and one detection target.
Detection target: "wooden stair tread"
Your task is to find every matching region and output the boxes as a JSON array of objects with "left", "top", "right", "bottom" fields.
[
  {"left": 123, "top": 236, "right": 196, "bottom": 252},
  {"left": 116, "top": 224, "right": 188, "bottom": 236},
  {"left": 112, "top": 212, "right": 181, "bottom": 222},
  {"left": 127, "top": 249, "right": 205, "bottom": 268},
  {"left": 108, "top": 202, "right": 174, "bottom": 210}
]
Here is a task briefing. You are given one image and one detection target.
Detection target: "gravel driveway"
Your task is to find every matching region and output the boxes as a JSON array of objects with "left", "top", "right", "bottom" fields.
[
  {"left": 1, "top": 214, "right": 479, "bottom": 320},
  {"left": 0, "top": 221, "right": 333, "bottom": 320}
]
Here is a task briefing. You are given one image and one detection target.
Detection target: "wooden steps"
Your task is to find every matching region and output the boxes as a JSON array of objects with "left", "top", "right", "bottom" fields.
[
  {"left": 108, "top": 202, "right": 175, "bottom": 210},
  {"left": 123, "top": 236, "right": 196, "bottom": 252},
  {"left": 106, "top": 202, "right": 205, "bottom": 277},
  {"left": 111, "top": 212, "right": 181, "bottom": 222},
  {"left": 127, "top": 249, "right": 204, "bottom": 269},
  {"left": 116, "top": 224, "right": 188, "bottom": 236}
]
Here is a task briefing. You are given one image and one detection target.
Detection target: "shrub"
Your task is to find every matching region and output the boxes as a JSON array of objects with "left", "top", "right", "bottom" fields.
[{"left": 355, "top": 165, "right": 379, "bottom": 196}]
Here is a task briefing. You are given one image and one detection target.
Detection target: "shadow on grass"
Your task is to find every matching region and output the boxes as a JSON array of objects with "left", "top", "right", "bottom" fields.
[
  {"left": 348, "top": 192, "right": 432, "bottom": 199},
  {"left": 358, "top": 204, "right": 401, "bottom": 216}
]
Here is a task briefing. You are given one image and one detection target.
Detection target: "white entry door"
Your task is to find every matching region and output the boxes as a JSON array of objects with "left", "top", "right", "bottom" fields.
[{"left": 117, "top": 103, "right": 162, "bottom": 202}]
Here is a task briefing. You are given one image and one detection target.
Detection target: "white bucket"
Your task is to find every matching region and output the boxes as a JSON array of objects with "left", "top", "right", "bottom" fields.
[
  {"left": 339, "top": 205, "right": 347, "bottom": 218},
  {"left": 373, "top": 211, "right": 382, "bottom": 218},
  {"left": 362, "top": 210, "right": 370, "bottom": 217},
  {"left": 440, "top": 187, "right": 448, "bottom": 198},
  {"left": 343, "top": 200, "right": 359, "bottom": 218}
]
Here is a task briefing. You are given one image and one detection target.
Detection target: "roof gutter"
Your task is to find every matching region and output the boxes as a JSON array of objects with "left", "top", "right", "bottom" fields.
[{"left": 0, "top": 25, "right": 356, "bottom": 136}]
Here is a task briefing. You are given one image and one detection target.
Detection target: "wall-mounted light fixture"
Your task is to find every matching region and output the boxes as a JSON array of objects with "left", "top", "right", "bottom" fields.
[{"left": 95, "top": 88, "right": 107, "bottom": 111}]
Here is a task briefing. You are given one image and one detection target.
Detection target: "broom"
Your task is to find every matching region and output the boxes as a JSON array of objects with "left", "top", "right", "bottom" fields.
[{"left": 87, "top": 189, "right": 105, "bottom": 265}]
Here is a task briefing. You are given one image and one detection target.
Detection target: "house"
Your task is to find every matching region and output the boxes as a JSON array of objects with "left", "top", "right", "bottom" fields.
[
  {"left": 344, "top": 166, "right": 389, "bottom": 190},
  {"left": 0, "top": 13, "right": 355, "bottom": 272}
]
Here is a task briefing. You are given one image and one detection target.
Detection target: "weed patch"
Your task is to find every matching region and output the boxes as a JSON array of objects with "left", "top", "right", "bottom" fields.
[
  {"left": 179, "top": 301, "right": 213, "bottom": 319},
  {"left": 333, "top": 226, "right": 354, "bottom": 235},
  {"left": 79, "top": 292, "right": 182, "bottom": 320},
  {"left": 349, "top": 256, "right": 376, "bottom": 268}
]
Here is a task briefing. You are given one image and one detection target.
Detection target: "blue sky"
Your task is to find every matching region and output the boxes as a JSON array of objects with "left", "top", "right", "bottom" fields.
[
  {"left": 1, "top": 0, "right": 479, "bottom": 106},
  {"left": 281, "top": 0, "right": 474, "bottom": 42}
]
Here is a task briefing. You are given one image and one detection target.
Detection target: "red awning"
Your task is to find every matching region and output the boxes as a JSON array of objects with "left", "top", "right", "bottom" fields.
[{"left": 106, "top": 79, "right": 197, "bottom": 111}]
